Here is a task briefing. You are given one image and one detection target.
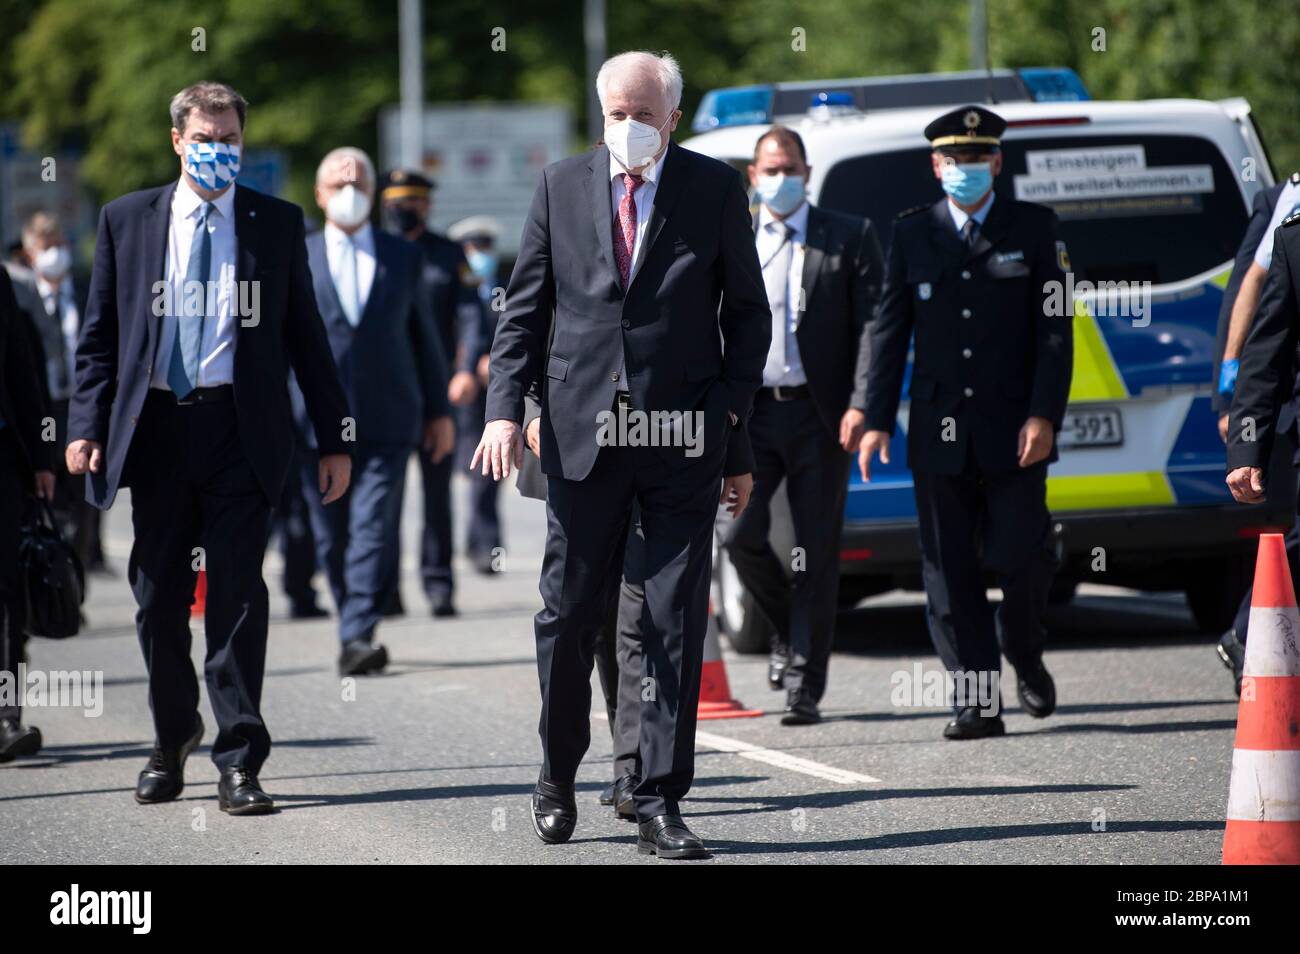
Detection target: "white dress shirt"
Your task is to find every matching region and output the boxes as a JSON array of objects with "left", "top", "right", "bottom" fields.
[
  {"left": 34, "top": 273, "right": 80, "bottom": 401},
  {"left": 947, "top": 191, "right": 996, "bottom": 235},
  {"left": 323, "top": 221, "right": 377, "bottom": 322},
  {"left": 757, "top": 200, "right": 809, "bottom": 387},
  {"left": 609, "top": 150, "right": 667, "bottom": 278},
  {"left": 609, "top": 150, "right": 668, "bottom": 391},
  {"left": 1254, "top": 179, "right": 1300, "bottom": 271},
  {"left": 151, "top": 179, "right": 239, "bottom": 389}
]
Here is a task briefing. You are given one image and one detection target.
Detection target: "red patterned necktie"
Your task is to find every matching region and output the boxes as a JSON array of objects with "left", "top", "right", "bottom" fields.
[{"left": 613, "top": 172, "right": 643, "bottom": 287}]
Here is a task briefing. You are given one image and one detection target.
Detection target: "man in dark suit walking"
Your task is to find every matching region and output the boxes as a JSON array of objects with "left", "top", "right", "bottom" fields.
[
  {"left": 474, "top": 50, "right": 769, "bottom": 858},
  {"left": 722, "top": 126, "right": 883, "bottom": 726},
  {"left": 298, "top": 147, "right": 452, "bottom": 676},
  {"left": 65, "top": 82, "right": 352, "bottom": 813},
  {"left": 859, "top": 106, "right": 1073, "bottom": 741},
  {"left": 0, "top": 267, "right": 56, "bottom": 761},
  {"left": 379, "top": 170, "right": 488, "bottom": 616}
]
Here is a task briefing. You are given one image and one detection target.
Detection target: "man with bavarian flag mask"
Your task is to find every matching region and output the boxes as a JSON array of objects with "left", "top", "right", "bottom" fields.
[{"left": 858, "top": 105, "right": 1073, "bottom": 740}]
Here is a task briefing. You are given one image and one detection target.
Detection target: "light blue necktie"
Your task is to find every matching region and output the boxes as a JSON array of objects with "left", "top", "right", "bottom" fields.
[
  {"left": 167, "top": 201, "right": 213, "bottom": 398},
  {"left": 336, "top": 234, "right": 361, "bottom": 327}
]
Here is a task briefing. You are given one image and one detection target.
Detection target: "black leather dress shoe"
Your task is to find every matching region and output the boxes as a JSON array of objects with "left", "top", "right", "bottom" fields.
[
  {"left": 780, "top": 689, "right": 821, "bottom": 726},
  {"left": 599, "top": 782, "right": 615, "bottom": 806},
  {"left": 289, "top": 601, "right": 329, "bottom": 620},
  {"left": 135, "top": 715, "right": 203, "bottom": 803},
  {"left": 338, "top": 640, "right": 388, "bottom": 676},
  {"left": 1016, "top": 660, "right": 1056, "bottom": 718},
  {"left": 0, "top": 718, "right": 42, "bottom": 762},
  {"left": 943, "top": 706, "right": 1006, "bottom": 740},
  {"left": 430, "top": 592, "right": 458, "bottom": 618},
  {"left": 637, "top": 814, "right": 709, "bottom": 859},
  {"left": 612, "top": 773, "right": 639, "bottom": 822},
  {"left": 218, "top": 767, "right": 275, "bottom": 815},
  {"left": 530, "top": 779, "right": 577, "bottom": 844},
  {"left": 1218, "top": 629, "right": 1245, "bottom": 698},
  {"left": 768, "top": 643, "right": 790, "bottom": 690}
]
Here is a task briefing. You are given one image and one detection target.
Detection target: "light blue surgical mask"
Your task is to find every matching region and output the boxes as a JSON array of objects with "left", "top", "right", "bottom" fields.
[
  {"left": 184, "top": 141, "right": 241, "bottom": 191},
  {"left": 940, "top": 161, "right": 992, "bottom": 205},
  {"left": 467, "top": 249, "right": 498, "bottom": 283},
  {"left": 754, "top": 173, "right": 807, "bottom": 217}
]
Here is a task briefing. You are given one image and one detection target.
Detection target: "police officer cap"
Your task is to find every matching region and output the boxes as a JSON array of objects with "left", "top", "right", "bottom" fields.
[
  {"left": 447, "top": 215, "right": 502, "bottom": 243},
  {"left": 380, "top": 168, "right": 436, "bottom": 200},
  {"left": 925, "top": 105, "right": 1005, "bottom": 151}
]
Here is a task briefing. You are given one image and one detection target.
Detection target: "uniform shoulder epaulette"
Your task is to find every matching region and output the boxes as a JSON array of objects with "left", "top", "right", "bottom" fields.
[
  {"left": 1284, "top": 210, "right": 1300, "bottom": 227},
  {"left": 1289, "top": 171, "right": 1300, "bottom": 185},
  {"left": 895, "top": 204, "right": 928, "bottom": 220}
]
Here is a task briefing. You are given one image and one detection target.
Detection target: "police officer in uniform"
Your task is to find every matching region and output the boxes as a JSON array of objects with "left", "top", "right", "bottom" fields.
[
  {"left": 379, "top": 170, "right": 488, "bottom": 617},
  {"left": 859, "top": 106, "right": 1073, "bottom": 740}
]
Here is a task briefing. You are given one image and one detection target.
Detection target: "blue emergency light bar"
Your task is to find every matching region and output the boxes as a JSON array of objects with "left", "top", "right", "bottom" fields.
[{"left": 691, "top": 67, "right": 1090, "bottom": 133}]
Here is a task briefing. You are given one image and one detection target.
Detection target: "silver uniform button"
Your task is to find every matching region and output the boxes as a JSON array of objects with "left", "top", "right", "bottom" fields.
[
  {"left": 961, "top": 308, "right": 972, "bottom": 318},
  {"left": 963, "top": 386, "right": 974, "bottom": 397},
  {"left": 962, "top": 348, "right": 972, "bottom": 358},
  {"left": 961, "top": 270, "right": 971, "bottom": 279}
]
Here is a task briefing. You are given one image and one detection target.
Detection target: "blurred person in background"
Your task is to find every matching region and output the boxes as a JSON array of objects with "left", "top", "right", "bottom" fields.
[
  {"left": 379, "top": 170, "right": 488, "bottom": 617},
  {"left": 448, "top": 214, "right": 505, "bottom": 574},
  {"left": 300, "top": 148, "right": 453, "bottom": 676},
  {"left": 6, "top": 212, "right": 106, "bottom": 576},
  {"left": 0, "top": 267, "right": 55, "bottom": 761}
]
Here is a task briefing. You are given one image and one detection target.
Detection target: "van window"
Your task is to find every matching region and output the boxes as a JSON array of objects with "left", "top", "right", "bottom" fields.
[{"left": 818, "top": 134, "right": 1249, "bottom": 285}]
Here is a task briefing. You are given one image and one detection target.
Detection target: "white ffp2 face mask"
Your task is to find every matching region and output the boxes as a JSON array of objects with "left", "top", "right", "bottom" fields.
[
  {"left": 327, "top": 184, "right": 372, "bottom": 229},
  {"left": 34, "top": 245, "right": 72, "bottom": 281},
  {"left": 605, "top": 114, "right": 673, "bottom": 172}
]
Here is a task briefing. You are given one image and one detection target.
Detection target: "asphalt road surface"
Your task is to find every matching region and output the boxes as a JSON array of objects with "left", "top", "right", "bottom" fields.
[{"left": 1, "top": 465, "right": 1239, "bottom": 864}]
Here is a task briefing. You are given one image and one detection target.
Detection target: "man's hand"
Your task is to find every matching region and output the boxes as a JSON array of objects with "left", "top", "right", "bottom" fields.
[
  {"left": 839, "top": 408, "right": 866, "bottom": 452},
  {"left": 525, "top": 417, "right": 541, "bottom": 458},
  {"left": 476, "top": 353, "right": 491, "bottom": 388},
  {"left": 448, "top": 370, "right": 479, "bottom": 407},
  {"left": 1017, "top": 416, "right": 1055, "bottom": 468},
  {"left": 471, "top": 419, "right": 523, "bottom": 480},
  {"left": 423, "top": 415, "right": 456, "bottom": 463},
  {"left": 1218, "top": 413, "right": 1230, "bottom": 444},
  {"left": 33, "top": 469, "right": 55, "bottom": 500},
  {"left": 858, "top": 430, "right": 890, "bottom": 482},
  {"left": 66, "top": 439, "right": 102, "bottom": 475},
  {"left": 1227, "top": 466, "right": 1266, "bottom": 503},
  {"left": 319, "top": 453, "right": 352, "bottom": 505},
  {"left": 721, "top": 473, "right": 753, "bottom": 518}
]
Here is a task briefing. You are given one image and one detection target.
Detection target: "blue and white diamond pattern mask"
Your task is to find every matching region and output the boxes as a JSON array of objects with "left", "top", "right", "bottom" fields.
[{"left": 184, "top": 142, "right": 241, "bottom": 191}]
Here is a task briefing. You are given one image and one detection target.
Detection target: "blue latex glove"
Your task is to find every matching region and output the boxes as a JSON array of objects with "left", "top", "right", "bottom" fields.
[{"left": 1219, "top": 358, "right": 1239, "bottom": 396}]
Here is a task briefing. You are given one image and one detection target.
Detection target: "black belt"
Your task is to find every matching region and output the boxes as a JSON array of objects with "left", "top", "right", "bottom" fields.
[
  {"left": 149, "top": 384, "right": 234, "bottom": 406},
  {"left": 758, "top": 384, "right": 810, "bottom": 402}
]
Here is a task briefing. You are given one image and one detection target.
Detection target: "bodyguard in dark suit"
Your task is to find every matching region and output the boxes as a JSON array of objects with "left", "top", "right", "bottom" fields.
[
  {"left": 0, "top": 267, "right": 56, "bottom": 761},
  {"left": 380, "top": 170, "right": 488, "bottom": 616},
  {"left": 474, "top": 51, "right": 769, "bottom": 858},
  {"left": 65, "top": 83, "right": 352, "bottom": 813},
  {"left": 722, "top": 126, "right": 883, "bottom": 726},
  {"left": 297, "top": 148, "right": 452, "bottom": 676},
  {"left": 860, "top": 106, "right": 1073, "bottom": 740}
]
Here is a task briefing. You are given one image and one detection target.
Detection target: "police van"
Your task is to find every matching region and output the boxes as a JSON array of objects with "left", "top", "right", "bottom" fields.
[{"left": 688, "top": 68, "right": 1295, "bottom": 653}]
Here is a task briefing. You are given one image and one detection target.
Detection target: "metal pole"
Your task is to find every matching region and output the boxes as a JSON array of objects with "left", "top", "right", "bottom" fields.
[
  {"left": 970, "top": 0, "right": 987, "bottom": 70},
  {"left": 584, "top": 0, "right": 607, "bottom": 145},
  {"left": 399, "top": 0, "right": 424, "bottom": 169}
]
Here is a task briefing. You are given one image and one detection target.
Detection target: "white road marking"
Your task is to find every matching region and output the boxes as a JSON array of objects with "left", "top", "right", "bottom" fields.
[{"left": 694, "top": 729, "right": 881, "bottom": 785}]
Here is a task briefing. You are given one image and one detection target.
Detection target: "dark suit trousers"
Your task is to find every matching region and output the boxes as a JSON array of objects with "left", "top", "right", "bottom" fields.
[
  {"left": 126, "top": 392, "right": 273, "bottom": 772},
  {"left": 911, "top": 447, "right": 1057, "bottom": 694},
  {"left": 592, "top": 510, "right": 645, "bottom": 782},
  {"left": 301, "top": 444, "right": 409, "bottom": 645},
  {"left": 0, "top": 431, "right": 26, "bottom": 723},
  {"left": 723, "top": 394, "right": 849, "bottom": 702},
  {"left": 538, "top": 442, "right": 722, "bottom": 820},
  {"left": 276, "top": 442, "right": 319, "bottom": 608},
  {"left": 417, "top": 450, "right": 454, "bottom": 600}
]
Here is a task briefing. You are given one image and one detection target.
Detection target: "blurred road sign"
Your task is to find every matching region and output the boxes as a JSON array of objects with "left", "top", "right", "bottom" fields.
[{"left": 379, "top": 104, "right": 572, "bottom": 255}]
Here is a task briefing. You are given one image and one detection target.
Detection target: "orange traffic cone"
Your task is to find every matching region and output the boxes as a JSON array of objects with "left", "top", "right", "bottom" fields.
[
  {"left": 191, "top": 569, "right": 207, "bottom": 620},
  {"left": 697, "top": 603, "right": 763, "bottom": 720},
  {"left": 1223, "top": 533, "right": 1300, "bottom": 864}
]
